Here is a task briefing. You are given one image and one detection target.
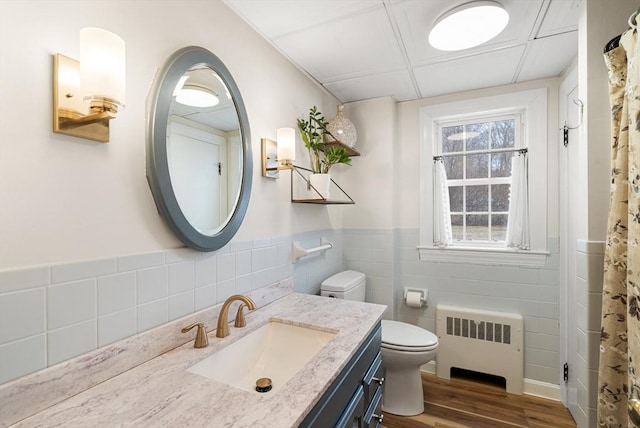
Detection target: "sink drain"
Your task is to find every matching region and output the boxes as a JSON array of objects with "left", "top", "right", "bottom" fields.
[{"left": 255, "top": 377, "right": 273, "bottom": 393}]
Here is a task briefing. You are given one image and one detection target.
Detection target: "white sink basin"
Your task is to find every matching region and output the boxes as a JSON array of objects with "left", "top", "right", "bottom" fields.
[{"left": 186, "top": 320, "right": 336, "bottom": 394}]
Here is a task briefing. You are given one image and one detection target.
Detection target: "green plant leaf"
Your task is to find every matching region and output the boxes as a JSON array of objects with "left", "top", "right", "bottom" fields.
[{"left": 297, "top": 106, "right": 352, "bottom": 173}]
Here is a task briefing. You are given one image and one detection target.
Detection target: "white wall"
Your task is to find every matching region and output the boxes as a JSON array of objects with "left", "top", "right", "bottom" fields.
[
  {"left": 577, "top": 0, "right": 632, "bottom": 242},
  {"left": 0, "top": 0, "right": 343, "bottom": 270},
  {"left": 0, "top": 0, "right": 350, "bottom": 384},
  {"left": 340, "top": 98, "right": 396, "bottom": 229}
]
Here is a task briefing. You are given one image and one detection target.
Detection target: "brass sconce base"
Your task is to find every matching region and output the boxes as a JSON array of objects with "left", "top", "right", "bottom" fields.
[
  {"left": 52, "top": 54, "right": 115, "bottom": 143},
  {"left": 261, "top": 138, "right": 293, "bottom": 179}
]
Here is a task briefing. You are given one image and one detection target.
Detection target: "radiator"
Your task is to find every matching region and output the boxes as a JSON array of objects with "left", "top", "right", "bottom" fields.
[{"left": 435, "top": 304, "right": 524, "bottom": 394}]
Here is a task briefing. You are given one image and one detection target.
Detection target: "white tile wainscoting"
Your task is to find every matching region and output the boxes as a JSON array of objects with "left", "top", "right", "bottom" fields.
[
  {"left": 574, "top": 240, "right": 604, "bottom": 427},
  {"left": 0, "top": 230, "right": 344, "bottom": 384},
  {"left": 342, "top": 228, "right": 563, "bottom": 392},
  {"left": 1, "top": 226, "right": 570, "bottom": 396}
]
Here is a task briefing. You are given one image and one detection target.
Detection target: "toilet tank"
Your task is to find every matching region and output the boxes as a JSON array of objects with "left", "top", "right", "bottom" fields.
[{"left": 320, "top": 270, "right": 366, "bottom": 302}]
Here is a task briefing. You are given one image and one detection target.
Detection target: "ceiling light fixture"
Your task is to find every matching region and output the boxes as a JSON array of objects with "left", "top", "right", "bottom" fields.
[
  {"left": 175, "top": 83, "right": 219, "bottom": 108},
  {"left": 428, "top": 1, "right": 509, "bottom": 51}
]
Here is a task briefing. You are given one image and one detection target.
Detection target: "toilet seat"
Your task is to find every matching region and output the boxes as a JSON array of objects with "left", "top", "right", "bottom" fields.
[{"left": 381, "top": 320, "right": 438, "bottom": 352}]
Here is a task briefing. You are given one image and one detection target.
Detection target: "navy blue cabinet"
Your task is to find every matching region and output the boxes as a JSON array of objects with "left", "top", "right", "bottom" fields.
[{"left": 300, "top": 322, "right": 383, "bottom": 428}]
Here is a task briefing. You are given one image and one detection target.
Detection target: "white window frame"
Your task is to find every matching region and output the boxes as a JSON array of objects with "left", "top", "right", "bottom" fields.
[
  {"left": 418, "top": 89, "right": 549, "bottom": 267},
  {"left": 436, "top": 113, "right": 521, "bottom": 247}
]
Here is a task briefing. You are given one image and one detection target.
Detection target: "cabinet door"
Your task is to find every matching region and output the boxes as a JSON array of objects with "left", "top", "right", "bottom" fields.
[
  {"left": 362, "top": 352, "right": 384, "bottom": 405},
  {"left": 362, "top": 387, "right": 383, "bottom": 428},
  {"left": 298, "top": 323, "right": 381, "bottom": 427},
  {"left": 335, "top": 386, "right": 364, "bottom": 428}
]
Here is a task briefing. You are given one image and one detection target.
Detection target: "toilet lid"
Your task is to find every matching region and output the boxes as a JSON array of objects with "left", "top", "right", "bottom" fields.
[
  {"left": 381, "top": 320, "right": 438, "bottom": 350},
  {"left": 321, "top": 270, "right": 365, "bottom": 292}
]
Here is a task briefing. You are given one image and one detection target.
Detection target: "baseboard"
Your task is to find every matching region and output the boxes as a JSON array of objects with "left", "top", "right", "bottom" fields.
[
  {"left": 421, "top": 361, "right": 436, "bottom": 374},
  {"left": 523, "top": 378, "right": 561, "bottom": 401},
  {"left": 420, "top": 362, "right": 561, "bottom": 401}
]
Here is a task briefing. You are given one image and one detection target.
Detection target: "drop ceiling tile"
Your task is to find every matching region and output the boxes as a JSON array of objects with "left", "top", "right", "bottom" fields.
[
  {"left": 324, "top": 70, "right": 418, "bottom": 103},
  {"left": 224, "top": 0, "right": 381, "bottom": 39},
  {"left": 223, "top": 0, "right": 580, "bottom": 103},
  {"left": 273, "top": 6, "right": 406, "bottom": 82},
  {"left": 516, "top": 31, "right": 578, "bottom": 82},
  {"left": 537, "top": 0, "right": 580, "bottom": 37},
  {"left": 413, "top": 45, "right": 526, "bottom": 98},
  {"left": 390, "top": 0, "right": 544, "bottom": 67}
]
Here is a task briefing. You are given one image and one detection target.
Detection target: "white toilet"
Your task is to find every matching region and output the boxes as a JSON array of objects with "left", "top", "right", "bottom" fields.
[{"left": 320, "top": 270, "right": 438, "bottom": 416}]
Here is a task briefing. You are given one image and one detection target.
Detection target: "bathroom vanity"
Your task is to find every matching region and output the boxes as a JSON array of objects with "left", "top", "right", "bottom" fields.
[
  {"left": 0, "top": 282, "right": 386, "bottom": 427},
  {"left": 301, "top": 323, "right": 384, "bottom": 427}
]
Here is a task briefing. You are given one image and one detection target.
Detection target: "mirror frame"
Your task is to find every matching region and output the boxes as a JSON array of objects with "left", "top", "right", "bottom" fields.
[{"left": 146, "top": 46, "right": 252, "bottom": 251}]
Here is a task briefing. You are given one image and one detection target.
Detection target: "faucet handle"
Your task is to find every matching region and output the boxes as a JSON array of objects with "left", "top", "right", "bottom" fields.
[
  {"left": 234, "top": 304, "right": 247, "bottom": 328},
  {"left": 181, "top": 322, "right": 209, "bottom": 348}
]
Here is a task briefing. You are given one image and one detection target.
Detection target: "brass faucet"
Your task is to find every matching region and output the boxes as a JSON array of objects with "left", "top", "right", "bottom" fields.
[
  {"left": 181, "top": 322, "right": 209, "bottom": 348},
  {"left": 216, "top": 294, "right": 256, "bottom": 338}
]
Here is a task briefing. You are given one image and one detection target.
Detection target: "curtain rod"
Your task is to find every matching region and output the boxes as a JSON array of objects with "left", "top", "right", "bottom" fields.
[{"left": 433, "top": 147, "right": 527, "bottom": 161}]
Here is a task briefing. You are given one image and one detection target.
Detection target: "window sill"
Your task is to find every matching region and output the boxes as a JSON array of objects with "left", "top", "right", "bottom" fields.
[{"left": 417, "top": 245, "right": 549, "bottom": 267}]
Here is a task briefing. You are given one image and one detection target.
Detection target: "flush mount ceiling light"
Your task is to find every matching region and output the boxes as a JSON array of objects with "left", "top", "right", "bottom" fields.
[
  {"left": 428, "top": 1, "right": 509, "bottom": 51},
  {"left": 175, "top": 83, "right": 219, "bottom": 108}
]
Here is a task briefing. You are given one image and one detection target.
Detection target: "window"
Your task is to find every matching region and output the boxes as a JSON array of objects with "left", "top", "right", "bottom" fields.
[
  {"left": 419, "top": 89, "right": 549, "bottom": 266},
  {"left": 438, "top": 115, "right": 521, "bottom": 245}
]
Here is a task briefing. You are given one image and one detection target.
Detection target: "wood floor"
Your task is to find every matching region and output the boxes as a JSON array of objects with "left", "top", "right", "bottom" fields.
[{"left": 382, "top": 371, "right": 576, "bottom": 428}]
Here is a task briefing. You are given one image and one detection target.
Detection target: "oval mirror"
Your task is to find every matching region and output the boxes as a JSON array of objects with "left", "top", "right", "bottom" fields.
[{"left": 146, "top": 46, "right": 252, "bottom": 251}]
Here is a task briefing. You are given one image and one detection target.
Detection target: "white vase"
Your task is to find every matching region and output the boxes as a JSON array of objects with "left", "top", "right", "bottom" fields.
[{"left": 309, "top": 173, "right": 331, "bottom": 200}]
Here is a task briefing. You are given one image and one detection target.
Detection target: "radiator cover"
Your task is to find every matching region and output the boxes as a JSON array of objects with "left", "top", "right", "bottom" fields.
[{"left": 435, "top": 304, "right": 524, "bottom": 394}]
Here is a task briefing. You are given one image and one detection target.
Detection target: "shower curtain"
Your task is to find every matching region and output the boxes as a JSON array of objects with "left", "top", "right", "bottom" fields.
[{"left": 598, "top": 24, "right": 639, "bottom": 428}]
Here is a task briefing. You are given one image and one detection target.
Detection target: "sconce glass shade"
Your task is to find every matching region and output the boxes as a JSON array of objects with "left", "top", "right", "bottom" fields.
[
  {"left": 175, "top": 84, "right": 220, "bottom": 108},
  {"left": 325, "top": 105, "right": 357, "bottom": 148},
  {"left": 277, "top": 127, "right": 295, "bottom": 163},
  {"left": 428, "top": 1, "right": 509, "bottom": 51},
  {"left": 80, "top": 27, "right": 126, "bottom": 108}
]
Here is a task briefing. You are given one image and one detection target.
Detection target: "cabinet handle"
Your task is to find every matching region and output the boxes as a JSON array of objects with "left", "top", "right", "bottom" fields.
[
  {"left": 372, "top": 413, "right": 384, "bottom": 423},
  {"left": 372, "top": 376, "right": 385, "bottom": 385}
]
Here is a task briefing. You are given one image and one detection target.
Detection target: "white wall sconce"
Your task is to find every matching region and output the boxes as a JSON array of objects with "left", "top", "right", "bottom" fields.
[
  {"left": 262, "top": 127, "right": 295, "bottom": 179},
  {"left": 53, "top": 27, "right": 126, "bottom": 143}
]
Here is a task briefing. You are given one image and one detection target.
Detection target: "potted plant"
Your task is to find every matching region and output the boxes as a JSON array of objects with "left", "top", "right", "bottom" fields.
[{"left": 297, "top": 106, "right": 351, "bottom": 199}]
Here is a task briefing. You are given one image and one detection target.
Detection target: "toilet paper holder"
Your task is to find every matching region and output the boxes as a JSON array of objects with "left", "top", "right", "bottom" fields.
[{"left": 403, "top": 287, "right": 428, "bottom": 307}]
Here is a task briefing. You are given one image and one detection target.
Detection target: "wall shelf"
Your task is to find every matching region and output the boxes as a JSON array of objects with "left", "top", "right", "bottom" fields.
[
  {"left": 290, "top": 166, "right": 354, "bottom": 205},
  {"left": 319, "top": 141, "right": 360, "bottom": 157},
  {"left": 291, "top": 199, "right": 355, "bottom": 204}
]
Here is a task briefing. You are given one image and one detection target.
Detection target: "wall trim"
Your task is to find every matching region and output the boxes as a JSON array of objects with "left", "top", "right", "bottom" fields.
[
  {"left": 418, "top": 246, "right": 549, "bottom": 267},
  {"left": 523, "top": 378, "right": 562, "bottom": 401},
  {"left": 576, "top": 239, "right": 605, "bottom": 254}
]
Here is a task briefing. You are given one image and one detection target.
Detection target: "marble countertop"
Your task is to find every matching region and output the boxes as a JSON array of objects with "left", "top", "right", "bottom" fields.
[{"left": 8, "top": 292, "right": 385, "bottom": 428}]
